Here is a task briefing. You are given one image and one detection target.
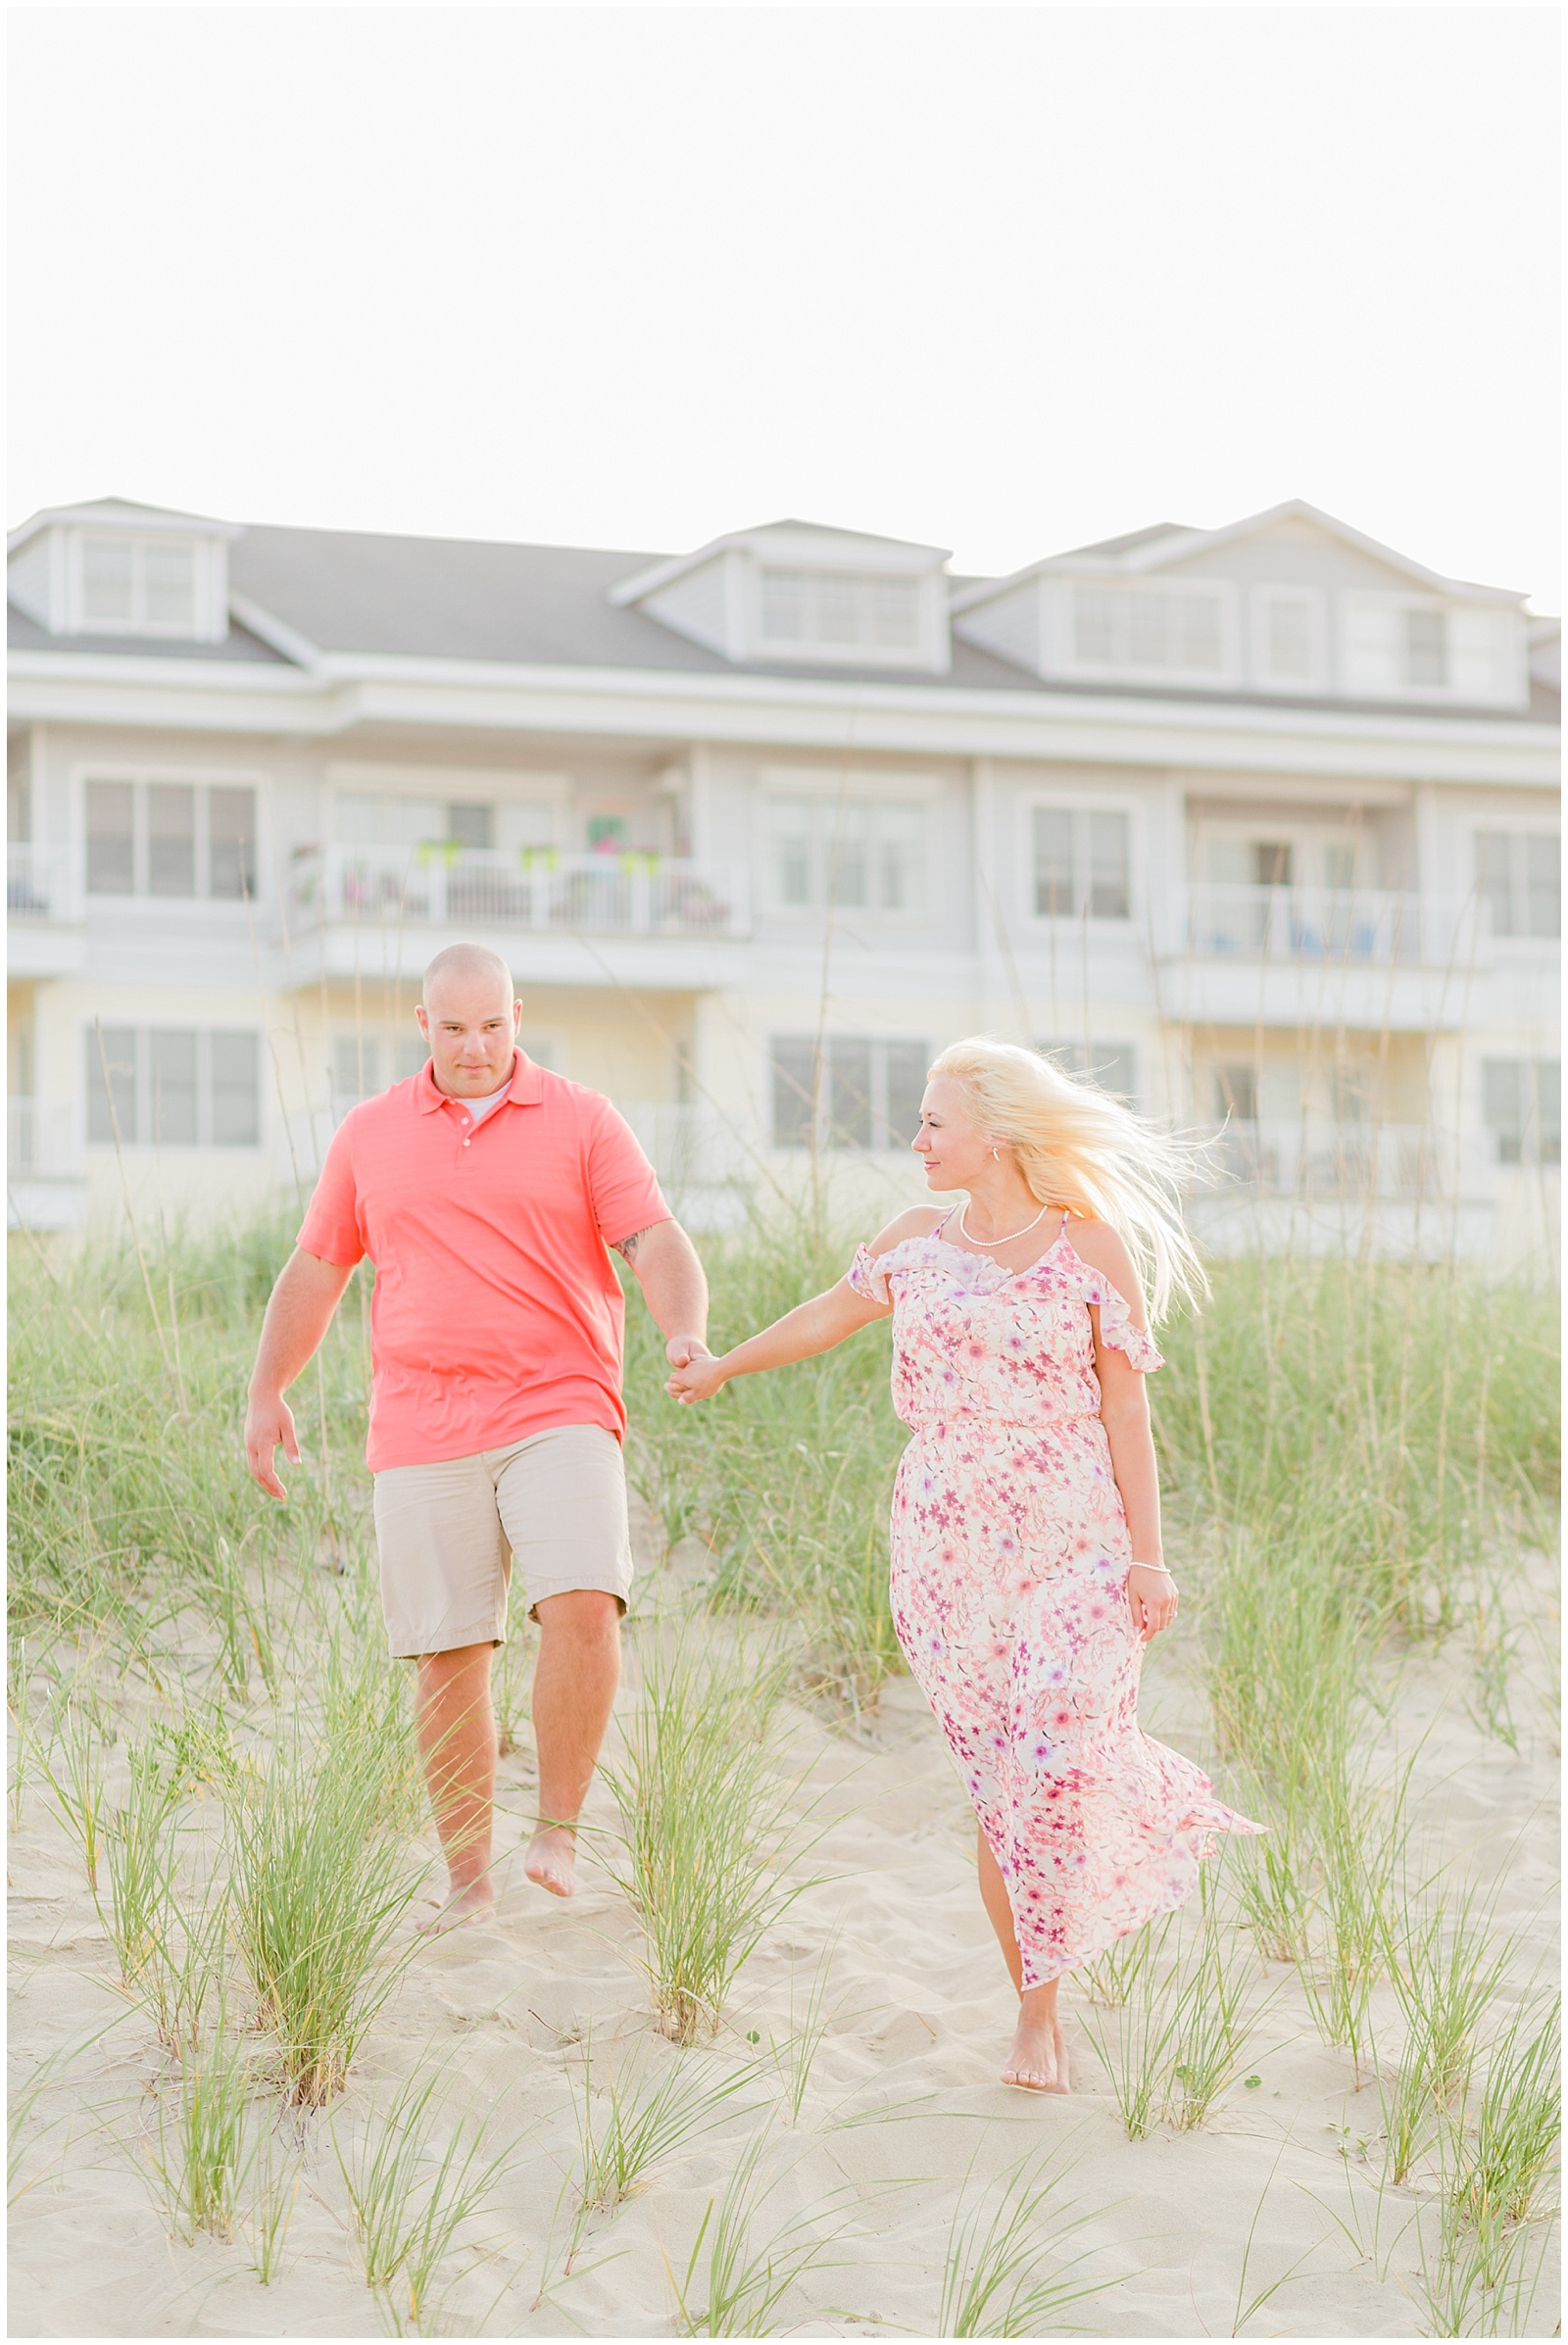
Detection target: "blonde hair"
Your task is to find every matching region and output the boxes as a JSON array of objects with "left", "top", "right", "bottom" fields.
[{"left": 927, "top": 1037, "right": 1206, "bottom": 1321}]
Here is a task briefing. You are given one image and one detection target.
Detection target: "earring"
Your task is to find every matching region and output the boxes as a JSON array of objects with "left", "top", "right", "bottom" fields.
[{"left": 992, "top": 1147, "right": 1000, "bottom": 1161}]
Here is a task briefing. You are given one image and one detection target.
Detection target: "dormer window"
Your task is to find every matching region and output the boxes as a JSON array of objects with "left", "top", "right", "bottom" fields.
[
  {"left": 1066, "top": 582, "right": 1232, "bottom": 680},
  {"left": 759, "top": 568, "right": 921, "bottom": 654},
  {"left": 611, "top": 521, "right": 951, "bottom": 671},
  {"left": 7, "top": 502, "right": 236, "bottom": 642},
  {"left": 1403, "top": 607, "right": 1448, "bottom": 687},
  {"left": 81, "top": 536, "right": 197, "bottom": 633}
]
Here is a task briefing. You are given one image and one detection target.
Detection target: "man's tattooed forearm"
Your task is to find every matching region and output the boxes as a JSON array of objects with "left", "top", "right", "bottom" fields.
[{"left": 613, "top": 1226, "right": 657, "bottom": 1264}]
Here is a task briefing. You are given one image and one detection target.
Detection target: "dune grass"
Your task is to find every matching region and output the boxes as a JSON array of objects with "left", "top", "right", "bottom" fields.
[
  {"left": 600, "top": 1629, "right": 824, "bottom": 2044},
  {"left": 224, "top": 1704, "right": 429, "bottom": 2105},
  {"left": 6, "top": 1204, "right": 1560, "bottom": 2333},
  {"left": 335, "top": 2068, "right": 516, "bottom": 2335},
  {"left": 937, "top": 2142, "right": 1112, "bottom": 2337}
]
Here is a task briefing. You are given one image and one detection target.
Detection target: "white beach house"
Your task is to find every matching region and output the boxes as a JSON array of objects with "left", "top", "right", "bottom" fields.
[{"left": 7, "top": 497, "right": 1560, "bottom": 1263}]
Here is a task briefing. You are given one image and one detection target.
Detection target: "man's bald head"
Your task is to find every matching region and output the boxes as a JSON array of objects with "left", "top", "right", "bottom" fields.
[
  {"left": 421, "top": 943, "right": 515, "bottom": 1013},
  {"left": 416, "top": 944, "right": 521, "bottom": 1098}
]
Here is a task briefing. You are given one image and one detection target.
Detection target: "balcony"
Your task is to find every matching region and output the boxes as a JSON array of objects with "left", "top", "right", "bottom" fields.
[
  {"left": 1190, "top": 1117, "right": 1520, "bottom": 1261},
  {"left": 1207, "top": 1118, "right": 1477, "bottom": 1199},
  {"left": 7, "top": 845, "right": 85, "bottom": 977},
  {"left": 281, "top": 844, "right": 754, "bottom": 990},
  {"left": 288, "top": 845, "right": 751, "bottom": 938},
  {"left": 1164, "top": 886, "right": 1491, "bottom": 1031},
  {"left": 7, "top": 1097, "right": 87, "bottom": 1231},
  {"left": 1188, "top": 883, "right": 1430, "bottom": 965}
]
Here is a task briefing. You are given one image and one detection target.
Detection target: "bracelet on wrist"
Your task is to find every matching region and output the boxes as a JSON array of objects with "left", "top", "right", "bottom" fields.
[{"left": 1129, "top": 1561, "right": 1172, "bottom": 1575}]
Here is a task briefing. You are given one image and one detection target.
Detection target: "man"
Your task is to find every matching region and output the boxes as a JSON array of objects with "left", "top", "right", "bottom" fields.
[{"left": 244, "top": 942, "right": 710, "bottom": 1924}]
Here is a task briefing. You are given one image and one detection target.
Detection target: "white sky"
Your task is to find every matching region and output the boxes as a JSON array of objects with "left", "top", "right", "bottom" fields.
[{"left": 8, "top": 6, "right": 1561, "bottom": 609}]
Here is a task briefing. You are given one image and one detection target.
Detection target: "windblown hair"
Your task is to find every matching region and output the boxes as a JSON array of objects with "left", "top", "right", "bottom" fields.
[{"left": 927, "top": 1037, "right": 1207, "bottom": 1321}]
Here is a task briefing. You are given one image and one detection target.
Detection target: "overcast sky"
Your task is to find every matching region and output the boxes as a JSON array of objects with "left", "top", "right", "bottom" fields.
[{"left": 8, "top": 6, "right": 1561, "bottom": 609}]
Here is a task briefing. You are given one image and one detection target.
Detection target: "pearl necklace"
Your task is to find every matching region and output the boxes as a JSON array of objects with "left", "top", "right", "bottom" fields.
[{"left": 956, "top": 1197, "right": 1051, "bottom": 1248}]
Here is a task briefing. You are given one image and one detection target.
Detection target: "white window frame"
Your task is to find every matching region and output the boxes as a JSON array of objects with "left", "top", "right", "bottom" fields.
[
  {"left": 745, "top": 562, "right": 946, "bottom": 671},
  {"left": 65, "top": 531, "right": 227, "bottom": 640},
  {"left": 75, "top": 763, "right": 264, "bottom": 902},
  {"left": 1250, "top": 585, "right": 1328, "bottom": 693},
  {"left": 759, "top": 769, "right": 940, "bottom": 920},
  {"left": 1056, "top": 578, "right": 1239, "bottom": 687},
  {"left": 1020, "top": 792, "right": 1140, "bottom": 928},
  {"left": 81, "top": 1023, "right": 266, "bottom": 1150},
  {"left": 767, "top": 1033, "right": 931, "bottom": 1154},
  {"left": 1473, "top": 826, "right": 1561, "bottom": 943}
]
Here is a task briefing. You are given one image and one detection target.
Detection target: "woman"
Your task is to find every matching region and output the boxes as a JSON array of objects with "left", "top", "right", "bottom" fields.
[{"left": 667, "top": 1038, "right": 1257, "bottom": 2094}]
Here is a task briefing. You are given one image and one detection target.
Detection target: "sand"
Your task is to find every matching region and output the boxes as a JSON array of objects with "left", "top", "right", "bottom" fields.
[{"left": 7, "top": 1532, "right": 1560, "bottom": 2340}]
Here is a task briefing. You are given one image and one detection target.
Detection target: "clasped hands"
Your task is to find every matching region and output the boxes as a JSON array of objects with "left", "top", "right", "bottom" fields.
[{"left": 665, "top": 1338, "right": 727, "bottom": 1404}]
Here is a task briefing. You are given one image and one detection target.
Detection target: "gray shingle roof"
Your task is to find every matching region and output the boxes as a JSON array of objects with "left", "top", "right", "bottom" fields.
[
  {"left": 6, "top": 605, "right": 290, "bottom": 662},
  {"left": 226, "top": 524, "right": 1040, "bottom": 688}
]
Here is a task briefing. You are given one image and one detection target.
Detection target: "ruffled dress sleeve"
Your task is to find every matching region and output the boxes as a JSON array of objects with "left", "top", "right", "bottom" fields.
[
  {"left": 847, "top": 1242, "right": 893, "bottom": 1306},
  {"left": 1076, "top": 1263, "right": 1165, "bottom": 1372}
]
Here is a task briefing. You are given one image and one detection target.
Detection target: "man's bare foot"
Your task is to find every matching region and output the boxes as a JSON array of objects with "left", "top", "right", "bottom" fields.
[
  {"left": 524, "top": 1825, "right": 577, "bottom": 1898},
  {"left": 1001, "top": 2008, "right": 1069, "bottom": 2093},
  {"left": 417, "top": 1878, "right": 497, "bottom": 1936}
]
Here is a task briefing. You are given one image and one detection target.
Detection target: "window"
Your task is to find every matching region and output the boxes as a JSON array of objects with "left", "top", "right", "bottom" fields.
[
  {"left": 770, "top": 1036, "right": 929, "bottom": 1151},
  {"left": 1253, "top": 589, "right": 1322, "bottom": 687},
  {"left": 1073, "top": 589, "right": 1118, "bottom": 665},
  {"left": 758, "top": 569, "right": 921, "bottom": 654},
  {"left": 1214, "top": 1065, "right": 1259, "bottom": 1124},
  {"left": 209, "top": 788, "right": 258, "bottom": 899},
  {"left": 85, "top": 1027, "right": 262, "bottom": 1148},
  {"left": 1483, "top": 1060, "right": 1561, "bottom": 1166},
  {"left": 332, "top": 1034, "right": 383, "bottom": 1108},
  {"left": 764, "top": 795, "right": 926, "bottom": 914},
  {"left": 147, "top": 785, "right": 195, "bottom": 897},
  {"left": 331, "top": 1031, "right": 439, "bottom": 1113},
  {"left": 1475, "top": 832, "right": 1560, "bottom": 939},
  {"left": 1030, "top": 807, "right": 1131, "bottom": 920},
  {"left": 148, "top": 1031, "right": 198, "bottom": 1144},
  {"left": 449, "top": 803, "right": 494, "bottom": 850},
  {"left": 211, "top": 1035, "right": 261, "bottom": 1145},
  {"left": 83, "top": 778, "right": 259, "bottom": 901},
  {"left": 80, "top": 536, "right": 196, "bottom": 633},
  {"left": 1039, "top": 1041, "right": 1137, "bottom": 1101},
  {"left": 1071, "top": 585, "right": 1226, "bottom": 675},
  {"left": 1253, "top": 841, "right": 1294, "bottom": 889},
  {"left": 1404, "top": 608, "right": 1448, "bottom": 688},
  {"left": 85, "top": 780, "right": 135, "bottom": 894}
]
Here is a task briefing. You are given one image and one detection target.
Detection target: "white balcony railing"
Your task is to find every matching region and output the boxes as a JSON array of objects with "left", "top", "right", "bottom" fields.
[
  {"left": 1186, "top": 885, "right": 1449, "bottom": 966},
  {"left": 8, "top": 844, "right": 78, "bottom": 924},
  {"left": 1207, "top": 1120, "right": 1502, "bottom": 1201},
  {"left": 287, "top": 845, "right": 751, "bottom": 939}
]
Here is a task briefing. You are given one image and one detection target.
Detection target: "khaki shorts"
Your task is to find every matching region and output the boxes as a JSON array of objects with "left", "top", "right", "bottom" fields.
[{"left": 370, "top": 1424, "right": 633, "bottom": 1659}]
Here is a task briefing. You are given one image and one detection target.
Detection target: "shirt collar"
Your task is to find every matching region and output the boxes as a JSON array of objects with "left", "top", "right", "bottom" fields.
[{"left": 417, "top": 1048, "right": 543, "bottom": 1115}]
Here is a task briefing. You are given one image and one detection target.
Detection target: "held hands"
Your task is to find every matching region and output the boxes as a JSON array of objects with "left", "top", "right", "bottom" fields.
[
  {"left": 245, "top": 1391, "right": 300, "bottom": 1500},
  {"left": 665, "top": 1342, "right": 729, "bottom": 1404},
  {"left": 1126, "top": 1563, "right": 1178, "bottom": 1643}
]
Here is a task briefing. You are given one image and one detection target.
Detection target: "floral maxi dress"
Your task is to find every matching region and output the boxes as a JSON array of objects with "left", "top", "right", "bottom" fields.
[{"left": 849, "top": 1220, "right": 1257, "bottom": 1988}]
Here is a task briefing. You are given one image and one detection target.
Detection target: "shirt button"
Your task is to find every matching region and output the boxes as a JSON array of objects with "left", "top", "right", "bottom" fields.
[{"left": 463, "top": 1139, "right": 470, "bottom": 1148}]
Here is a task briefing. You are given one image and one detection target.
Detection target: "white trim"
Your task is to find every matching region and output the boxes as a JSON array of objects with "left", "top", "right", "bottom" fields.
[
  {"left": 9, "top": 648, "right": 1558, "bottom": 788},
  {"left": 227, "top": 592, "right": 324, "bottom": 671},
  {"left": 952, "top": 498, "right": 1529, "bottom": 613},
  {"left": 8, "top": 501, "right": 243, "bottom": 556}
]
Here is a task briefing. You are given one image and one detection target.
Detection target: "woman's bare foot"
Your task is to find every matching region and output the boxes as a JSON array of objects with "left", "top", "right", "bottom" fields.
[
  {"left": 524, "top": 1825, "right": 577, "bottom": 1897},
  {"left": 417, "top": 1877, "right": 497, "bottom": 1935},
  {"left": 1001, "top": 2007, "right": 1069, "bottom": 2093}
]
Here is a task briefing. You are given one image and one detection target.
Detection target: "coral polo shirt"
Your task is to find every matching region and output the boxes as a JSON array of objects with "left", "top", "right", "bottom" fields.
[{"left": 297, "top": 1050, "right": 670, "bottom": 1471}]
